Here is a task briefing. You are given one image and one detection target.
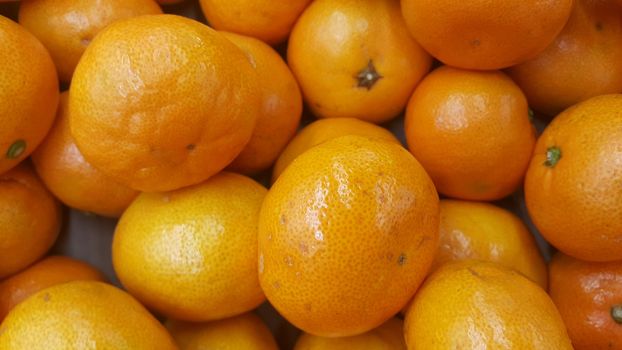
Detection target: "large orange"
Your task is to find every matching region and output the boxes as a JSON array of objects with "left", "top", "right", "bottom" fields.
[
  {"left": 405, "top": 66, "right": 536, "bottom": 201},
  {"left": 221, "top": 31, "right": 302, "bottom": 175},
  {"left": 288, "top": 0, "right": 431, "bottom": 124},
  {"left": 0, "top": 162, "right": 61, "bottom": 279},
  {"left": 0, "top": 15, "right": 58, "bottom": 175},
  {"left": 404, "top": 260, "right": 572, "bottom": 349},
  {"left": 508, "top": 0, "right": 622, "bottom": 117},
  {"left": 18, "top": 0, "right": 162, "bottom": 83},
  {"left": 549, "top": 252, "right": 622, "bottom": 350},
  {"left": 31, "top": 92, "right": 138, "bottom": 218},
  {"left": 259, "top": 135, "right": 439, "bottom": 337},
  {"left": 294, "top": 318, "right": 406, "bottom": 349},
  {"left": 69, "top": 14, "right": 261, "bottom": 192},
  {"left": 0, "top": 281, "right": 178, "bottom": 349},
  {"left": 525, "top": 94, "right": 622, "bottom": 262},
  {"left": 113, "top": 172, "right": 267, "bottom": 321},
  {"left": 400, "top": 0, "right": 573, "bottom": 70}
]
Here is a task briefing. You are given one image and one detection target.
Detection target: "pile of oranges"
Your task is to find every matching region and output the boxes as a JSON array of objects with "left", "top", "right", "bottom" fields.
[{"left": 1, "top": 0, "right": 621, "bottom": 349}]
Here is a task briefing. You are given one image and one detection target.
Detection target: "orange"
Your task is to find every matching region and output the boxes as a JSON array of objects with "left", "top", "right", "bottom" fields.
[
  {"left": 31, "top": 92, "right": 138, "bottom": 218},
  {"left": 221, "top": 31, "right": 302, "bottom": 175},
  {"left": 272, "top": 118, "right": 400, "bottom": 182},
  {"left": 69, "top": 14, "right": 261, "bottom": 192},
  {"left": 0, "top": 281, "right": 177, "bottom": 349},
  {"left": 259, "top": 135, "right": 439, "bottom": 337},
  {"left": 113, "top": 172, "right": 267, "bottom": 321},
  {"left": 404, "top": 66, "right": 536, "bottom": 201},
  {"left": 0, "top": 163, "right": 61, "bottom": 279},
  {"left": 199, "top": 0, "right": 312, "bottom": 45},
  {"left": 18, "top": 0, "right": 162, "bottom": 83},
  {"left": 432, "top": 199, "right": 547, "bottom": 288},
  {"left": 294, "top": 318, "right": 406, "bottom": 349},
  {"left": 508, "top": 0, "right": 622, "bottom": 117},
  {"left": 549, "top": 252, "right": 622, "bottom": 350},
  {"left": 525, "top": 94, "right": 622, "bottom": 262},
  {"left": 404, "top": 260, "right": 572, "bottom": 349},
  {"left": 166, "top": 313, "right": 278, "bottom": 350},
  {"left": 400, "top": 0, "right": 573, "bottom": 70},
  {"left": 0, "top": 255, "right": 105, "bottom": 321},
  {"left": 288, "top": 0, "right": 432, "bottom": 124},
  {"left": 0, "top": 15, "right": 58, "bottom": 175}
]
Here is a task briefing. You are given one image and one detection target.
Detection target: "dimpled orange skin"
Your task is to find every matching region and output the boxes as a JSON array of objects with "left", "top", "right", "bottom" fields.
[
  {"left": 199, "top": 0, "right": 312, "bottom": 45},
  {"left": 272, "top": 118, "right": 400, "bottom": 182},
  {"left": 405, "top": 66, "right": 536, "bottom": 201},
  {"left": 401, "top": 0, "right": 573, "bottom": 70},
  {"left": 0, "top": 281, "right": 178, "bottom": 349},
  {"left": 31, "top": 93, "right": 138, "bottom": 218},
  {"left": 259, "top": 135, "right": 440, "bottom": 337},
  {"left": 0, "top": 255, "right": 105, "bottom": 322},
  {"left": 549, "top": 252, "right": 622, "bottom": 350},
  {"left": 508, "top": 0, "right": 622, "bottom": 117},
  {"left": 18, "top": 0, "right": 162, "bottom": 83},
  {"left": 166, "top": 313, "right": 278, "bottom": 350},
  {"left": 0, "top": 15, "right": 58, "bottom": 175},
  {"left": 288, "top": 0, "right": 432, "bottom": 124},
  {"left": 525, "top": 94, "right": 622, "bottom": 262},
  {"left": 69, "top": 14, "right": 261, "bottom": 192},
  {"left": 221, "top": 31, "right": 302, "bottom": 175},
  {"left": 294, "top": 318, "right": 406, "bottom": 349},
  {"left": 432, "top": 199, "right": 547, "bottom": 288},
  {"left": 113, "top": 172, "right": 267, "bottom": 322},
  {"left": 0, "top": 163, "right": 61, "bottom": 279},
  {"left": 404, "top": 260, "right": 573, "bottom": 350}
]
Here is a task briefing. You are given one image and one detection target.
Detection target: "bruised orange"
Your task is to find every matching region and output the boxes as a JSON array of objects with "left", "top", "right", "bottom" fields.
[{"left": 294, "top": 318, "right": 406, "bottom": 349}]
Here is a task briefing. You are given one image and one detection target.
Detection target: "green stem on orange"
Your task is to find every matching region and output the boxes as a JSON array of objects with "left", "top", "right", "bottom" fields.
[
  {"left": 544, "top": 146, "right": 562, "bottom": 168},
  {"left": 355, "top": 60, "right": 382, "bottom": 90},
  {"left": 6, "top": 139, "right": 26, "bottom": 159},
  {"left": 611, "top": 305, "right": 622, "bottom": 324}
]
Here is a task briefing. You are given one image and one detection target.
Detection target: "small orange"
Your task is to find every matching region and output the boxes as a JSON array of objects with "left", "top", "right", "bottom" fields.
[
  {"left": 272, "top": 118, "right": 400, "bottom": 182},
  {"left": 69, "top": 14, "right": 261, "bottom": 192},
  {"left": 199, "top": 0, "right": 312, "bottom": 45},
  {"left": 0, "top": 14, "right": 58, "bottom": 175},
  {"left": 0, "top": 162, "right": 61, "bottom": 279},
  {"left": 18, "top": 0, "right": 163, "bottom": 83},
  {"left": 400, "top": 0, "right": 573, "bottom": 70},
  {"left": 220, "top": 31, "right": 302, "bottom": 175},
  {"left": 259, "top": 135, "right": 439, "bottom": 337},
  {"left": 404, "top": 66, "right": 536, "bottom": 201},
  {"left": 525, "top": 94, "right": 622, "bottom": 262},
  {"left": 0, "top": 255, "right": 105, "bottom": 321},
  {"left": 549, "top": 252, "right": 622, "bottom": 350},
  {"left": 166, "top": 313, "right": 278, "bottom": 350},
  {"left": 404, "top": 260, "right": 572, "bottom": 349},
  {"left": 113, "top": 172, "right": 267, "bottom": 321},
  {"left": 294, "top": 318, "right": 406, "bottom": 349},
  {"left": 288, "top": 0, "right": 432, "bottom": 124},
  {"left": 31, "top": 92, "right": 138, "bottom": 218}
]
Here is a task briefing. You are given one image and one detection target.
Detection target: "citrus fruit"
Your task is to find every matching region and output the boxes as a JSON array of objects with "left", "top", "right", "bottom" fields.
[
  {"left": 294, "top": 318, "right": 406, "bottom": 349},
  {"left": 69, "top": 14, "right": 261, "bottom": 192},
  {"left": 259, "top": 135, "right": 439, "bottom": 337},
  {"left": 288, "top": 0, "right": 432, "bottom": 124}
]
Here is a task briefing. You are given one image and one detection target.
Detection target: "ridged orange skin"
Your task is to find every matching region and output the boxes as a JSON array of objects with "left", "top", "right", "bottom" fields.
[
  {"left": 221, "top": 31, "right": 302, "bottom": 175},
  {"left": 288, "top": 0, "right": 432, "bottom": 124},
  {"left": 31, "top": 93, "right": 138, "bottom": 218},
  {"left": 166, "top": 313, "right": 279, "bottom": 350},
  {"left": 0, "top": 281, "right": 178, "bottom": 349},
  {"left": 404, "top": 260, "right": 573, "bottom": 349},
  {"left": 401, "top": 0, "right": 573, "bottom": 70},
  {"left": 113, "top": 172, "right": 267, "bottom": 322},
  {"left": 405, "top": 66, "right": 536, "bottom": 201},
  {"left": 199, "top": 0, "right": 312, "bottom": 45},
  {"left": 549, "top": 252, "right": 622, "bottom": 350},
  {"left": 0, "top": 15, "right": 58, "bottom": 175},
  {"left": 18, "top": 0, "right": 162, "bottom": 83},
  {"left": 508, "top": 0, "right": 622, "bottom": 117},
  {"left": 0, "top": 163, "right": 61, "bottom": 279},
  {"left": 0, "top": 256, "right": 105, "bottom": 321},
  {"left": 294, "top": 318, "right": 406, "bottom": 349},
  {"left": 69, "top": 14, "right": 261, "bottom": 192},
  {"left": 259, "top": 135, "right": 439, "bottom": 337}
]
